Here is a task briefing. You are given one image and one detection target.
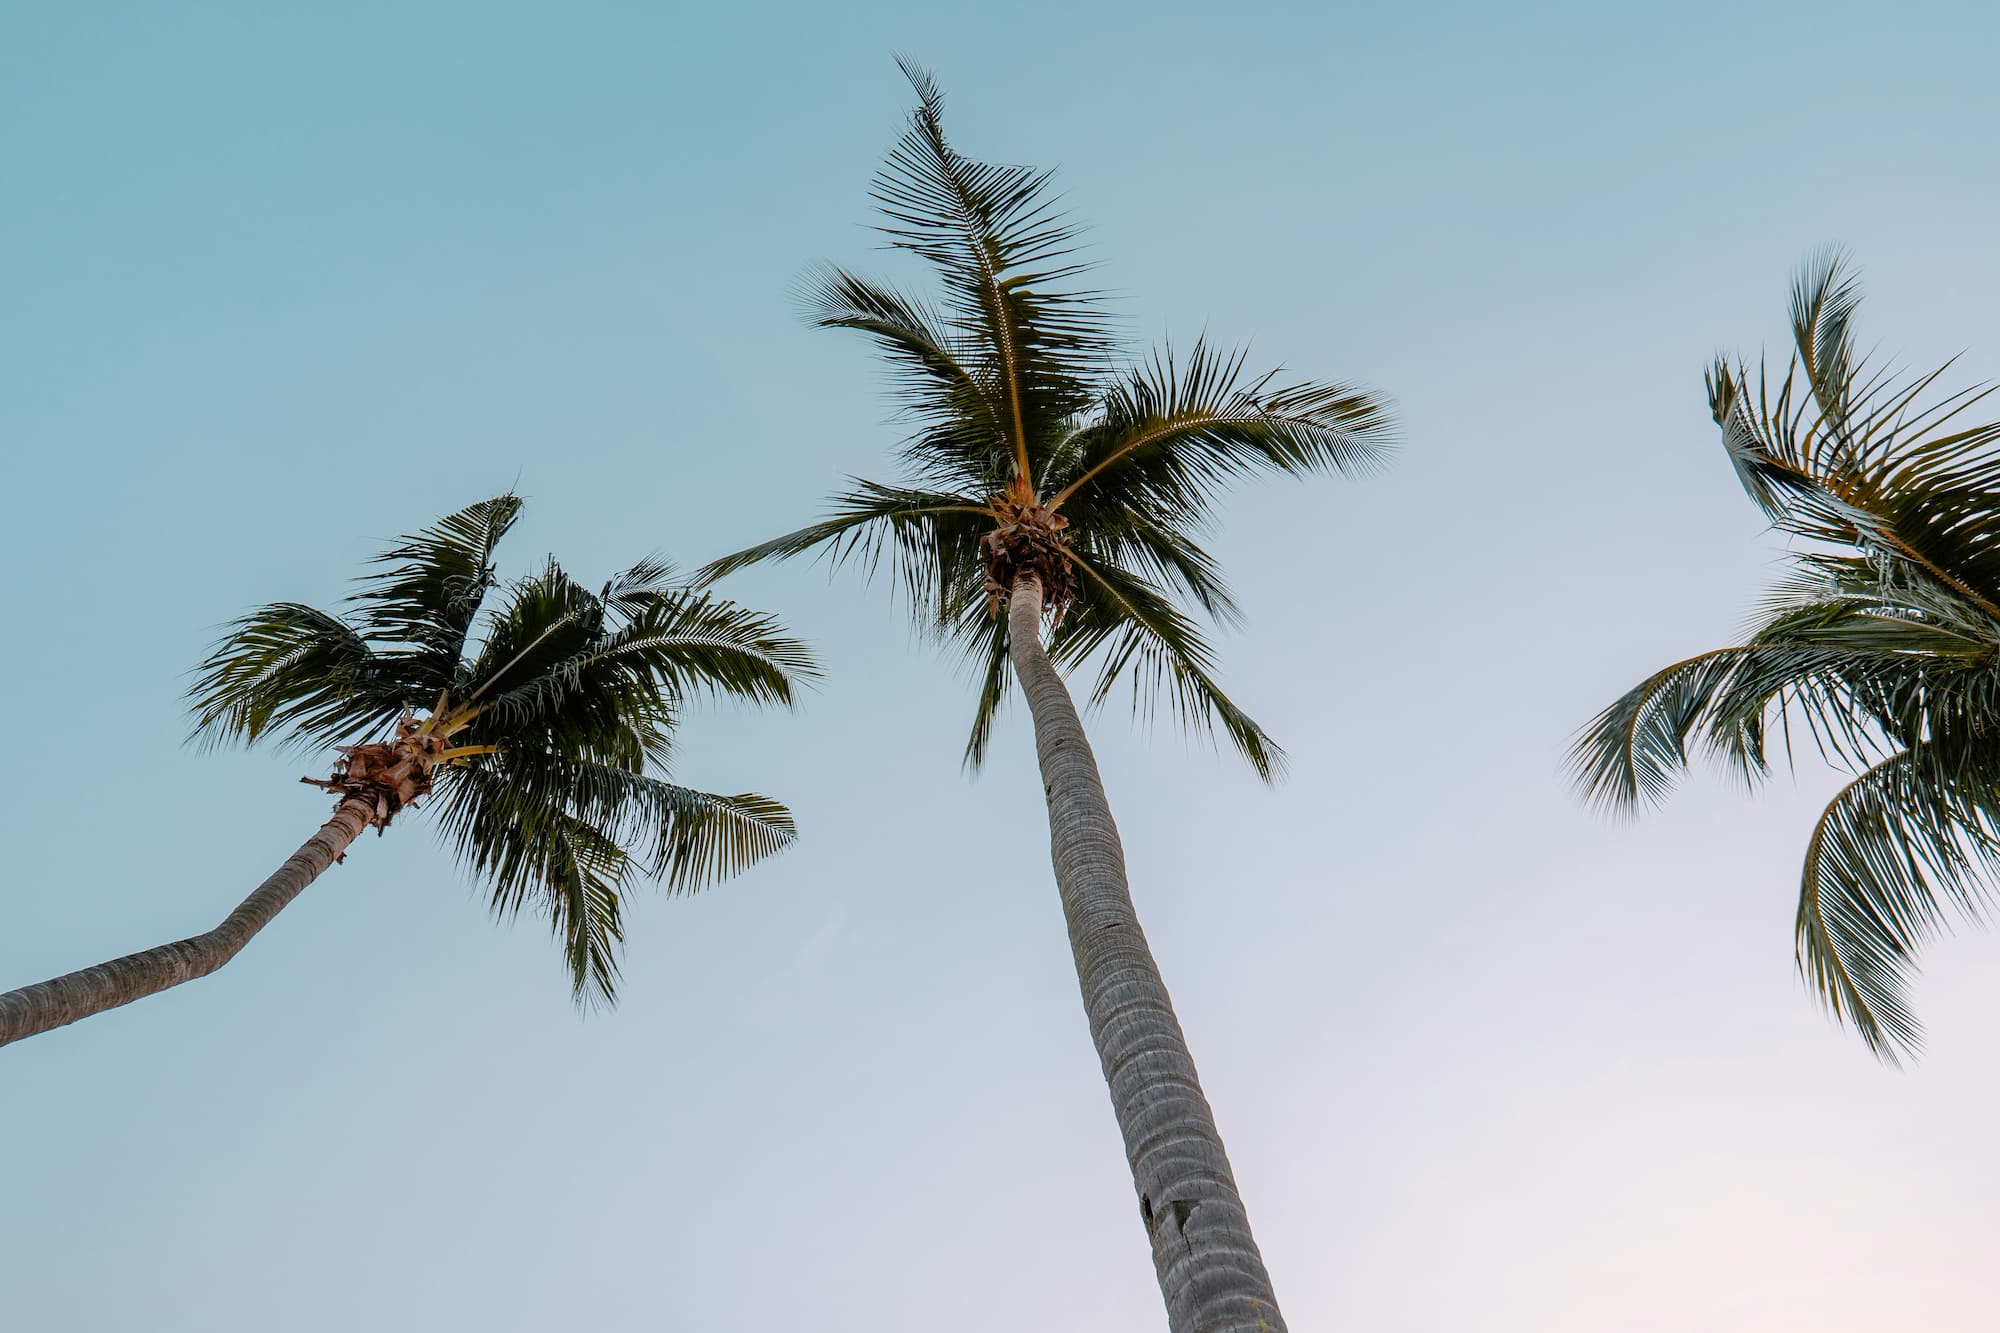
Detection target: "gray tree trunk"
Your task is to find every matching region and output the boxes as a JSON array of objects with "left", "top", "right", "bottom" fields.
[
  {"left": 1006, "top": 573, "right": 1287, "bottom": 1333},
  {"left": 0, "top": 796, "right": 374, "bottom": 1048}
]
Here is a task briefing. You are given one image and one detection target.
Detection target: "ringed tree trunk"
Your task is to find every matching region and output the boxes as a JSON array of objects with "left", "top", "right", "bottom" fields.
[
  {"left": 0, "top": 796, "right": 375, "bottom": 1048},
  {"left": 1006, "top": 571, "right": 1288, "bottom": 1333}
]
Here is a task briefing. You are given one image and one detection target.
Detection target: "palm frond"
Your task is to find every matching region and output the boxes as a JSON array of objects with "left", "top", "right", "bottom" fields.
[
  {"left": 1567, "top": 630, "right": 1999, "bottom": 815},
  {"left": 1790, "top": 243, "right": 1864, "bottom": 427},
  {"left": 1797, "top": 745, "right": 2000, "bottom": 1063},
  {"left": 431, "top": 749, "right": 795, "bottom": 1001},
  {"left": 1058, "top": 550, "right": 1285, "bottom": 781},
  {"left": 463, "top": 569, "right": 814, "bottom": 764},
  {"left": 601, "top": 555, "right": 679, "bottom": 614},
  {"left": 1073, "top": 504, "right": 1244, "bottom": 630},
  {"left": 701, "top": 481, "right": 995, "bottom": 633},
  {"left": 874, "top": 55, "right": 1113, "bottom": 486},
  {"left": 430, "top": 761, "right": 632, "bottom": 1003},
  {"left": 1047, "top": 339, "right": 1395, "bottom": 511},
  {"left": 1709, "top": 255, "right": 2000, "bottom": 616},
  {"left": 802, "top": 266, "right": 1008, "bottom": 495},
  {"left": 584, "top": 590, "right": 816, "bottom": 707},
  {"left": 639, "top": 782, "right": 795, "bottom": 890},
  {"left": 188, "top": 602, "right": 401, "bottom": 751},
  {"left": 1572, "top": 649, "right": 1767, "bottom": 812},
  {"left": 955, "top": 611, "right": 1014, "bottom": 771},
  {"left": 353, "top": 495, "right": 521, "bottom": 691},
  {"left": 454, "top": 559, "right": 603, "bottom": 729}
]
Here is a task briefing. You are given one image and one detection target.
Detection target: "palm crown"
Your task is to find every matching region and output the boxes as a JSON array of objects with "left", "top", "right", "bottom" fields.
[
  {"left": 1572, "top": 251, "right": 2000, "bottom": 1062},
  {"left": 704, "top": 60, "right": 1395, "bottom": 778},
  {"left": 190, "top": 494, "right": 815, "bottom": 1001}
]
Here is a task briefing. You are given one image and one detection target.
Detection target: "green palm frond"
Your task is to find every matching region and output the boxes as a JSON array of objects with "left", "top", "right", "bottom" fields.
[
  {"left": 1078, "top": 505, "right": 1244, "bottom": 630},
  {"left": 875, "top": 54, "right": 1112, "bottom": 486},
  {"left": 432, "top": 752, "right": 797, "bottom": 999},
  {"left": 189, "top": 602, "right": 402, "bottom": 751},
  {"left": 1572, "top": 647, "right": 1772, "bottom": 811},
  {"left": 702, "top": 481, "right": 996, "bottom": 633},
  {"left": 1058, "top": 550, "right": 1285, "bottom": 781},
  {"left": 628, "top": 780, "right": 795, "bottom": 889},
  {"left": 801, "top": 267, "right": 1007, "bottom": 494},
  {"left": 1574, "top": 251, "right": 2000, "bottom": 1061},
  {"left": 432, "top": 760, "right": 633, "bottom": 1002},
  {"left": 1046, "top": 339, "right": 1394, "bottom": 512},
  {"left": 190, "top": 496, "right": 811, "bottom": 1005},
  {"left": 1798, "top": 745, "right": 2000, "bottom": 1062},
  {"left": 1710, "top": 249, "right": 2000, "bottom": 613},
  {"left": 601, "top": 555, "right": 680, "bottom": 614},
  {"left": 1570, "top": 618, "right": 2000, "bottom": 818},
  {"left": 355, "top": 494, "right": 522, "bottom": 692},
  {"left": 583, "top": 591, "right": 813, "bottom": 707},
  {"left": 957, "top": 614, "right": 1015, "bottom": 771},
  {"left": 455, "top": 558, "right": 604, "bottom": 727}
]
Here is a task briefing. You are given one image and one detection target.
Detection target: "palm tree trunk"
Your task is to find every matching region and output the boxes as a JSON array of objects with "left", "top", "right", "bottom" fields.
[
  {"left": 0, "top": 796, "right": 374, "bottom": 1048},
  {"left": 1006, "top": 573, "right": 1287, "bottom": 1333}
]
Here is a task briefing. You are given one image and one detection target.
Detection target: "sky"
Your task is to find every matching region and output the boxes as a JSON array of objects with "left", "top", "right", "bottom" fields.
[{"left": 4, "top": 2, "right": 1999, "bottom": 1329}]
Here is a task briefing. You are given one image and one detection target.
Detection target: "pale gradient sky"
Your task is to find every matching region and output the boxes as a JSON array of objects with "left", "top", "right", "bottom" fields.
[{"left": 4, "top": 3, "right": 1999, "bottom": 1330}]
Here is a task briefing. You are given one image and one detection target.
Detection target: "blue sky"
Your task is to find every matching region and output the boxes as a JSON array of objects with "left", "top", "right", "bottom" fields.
[{"left": 4, "top": 3, "right": 1999, "bottom": 1329}]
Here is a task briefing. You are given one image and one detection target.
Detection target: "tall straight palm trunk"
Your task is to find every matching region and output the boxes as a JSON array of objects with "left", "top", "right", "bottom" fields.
[
  {"left": 0, "top": 796, "right": 374, "bottom": 1047},
  {"left": 1006, "top": 574, "right": 1286, "bottom": 1333}
]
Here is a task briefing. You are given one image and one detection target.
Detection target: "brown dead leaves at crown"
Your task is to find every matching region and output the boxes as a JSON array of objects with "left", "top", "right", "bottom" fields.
[
  {"left": 301, "top": 712, "right": 450, "bottom": 829},
  {"left": 981, "top": 500, "right": 1078, "bottom": 620}
]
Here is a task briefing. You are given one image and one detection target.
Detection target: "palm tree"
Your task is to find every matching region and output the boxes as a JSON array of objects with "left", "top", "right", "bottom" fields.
[
  {"left": 0, "top": 494, "right": 813, "bottom": 1047},
  {"left": 1572, "top": 250, "right": 2000, "bottom": 1065},
  {"left": 704, "top": 61, "right": 1394, "bottom": 1333}
]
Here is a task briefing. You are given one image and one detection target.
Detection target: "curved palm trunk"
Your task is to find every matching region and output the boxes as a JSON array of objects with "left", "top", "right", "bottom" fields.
[
  {"left": 1007, "top": 574, "right": 1286, "bottom": 1333},
  {"left": 0, "top": 797, "right": 374, "bottom": 1048}
]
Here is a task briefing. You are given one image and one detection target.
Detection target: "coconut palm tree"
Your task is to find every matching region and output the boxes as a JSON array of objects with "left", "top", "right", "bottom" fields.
[
  {"left": 0, "top": 494, "right": 813, "bottom": 1047},
  {"left": 1572, "top": 250, "right": 2000, "bottom": 1065},
  {"left": 704, "top": 61, "right": 1394, "bottom": 1333}
]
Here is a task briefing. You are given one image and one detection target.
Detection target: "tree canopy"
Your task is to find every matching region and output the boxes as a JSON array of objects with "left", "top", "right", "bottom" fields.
[
  {"left": 1573, "top": 251, "right": 2000, "bottom": 1062},
  {"left": 705, "top": 59, "right": 1395, "bottom": 780},
  {"left": 192, "top": 494, "right": 815, "bottom": 1001}
]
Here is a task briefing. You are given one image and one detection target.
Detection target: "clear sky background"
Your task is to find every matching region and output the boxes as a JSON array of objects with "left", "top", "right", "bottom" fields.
[{"left": 4, "top": 3, "right": 1999, "bottom": 1329}]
